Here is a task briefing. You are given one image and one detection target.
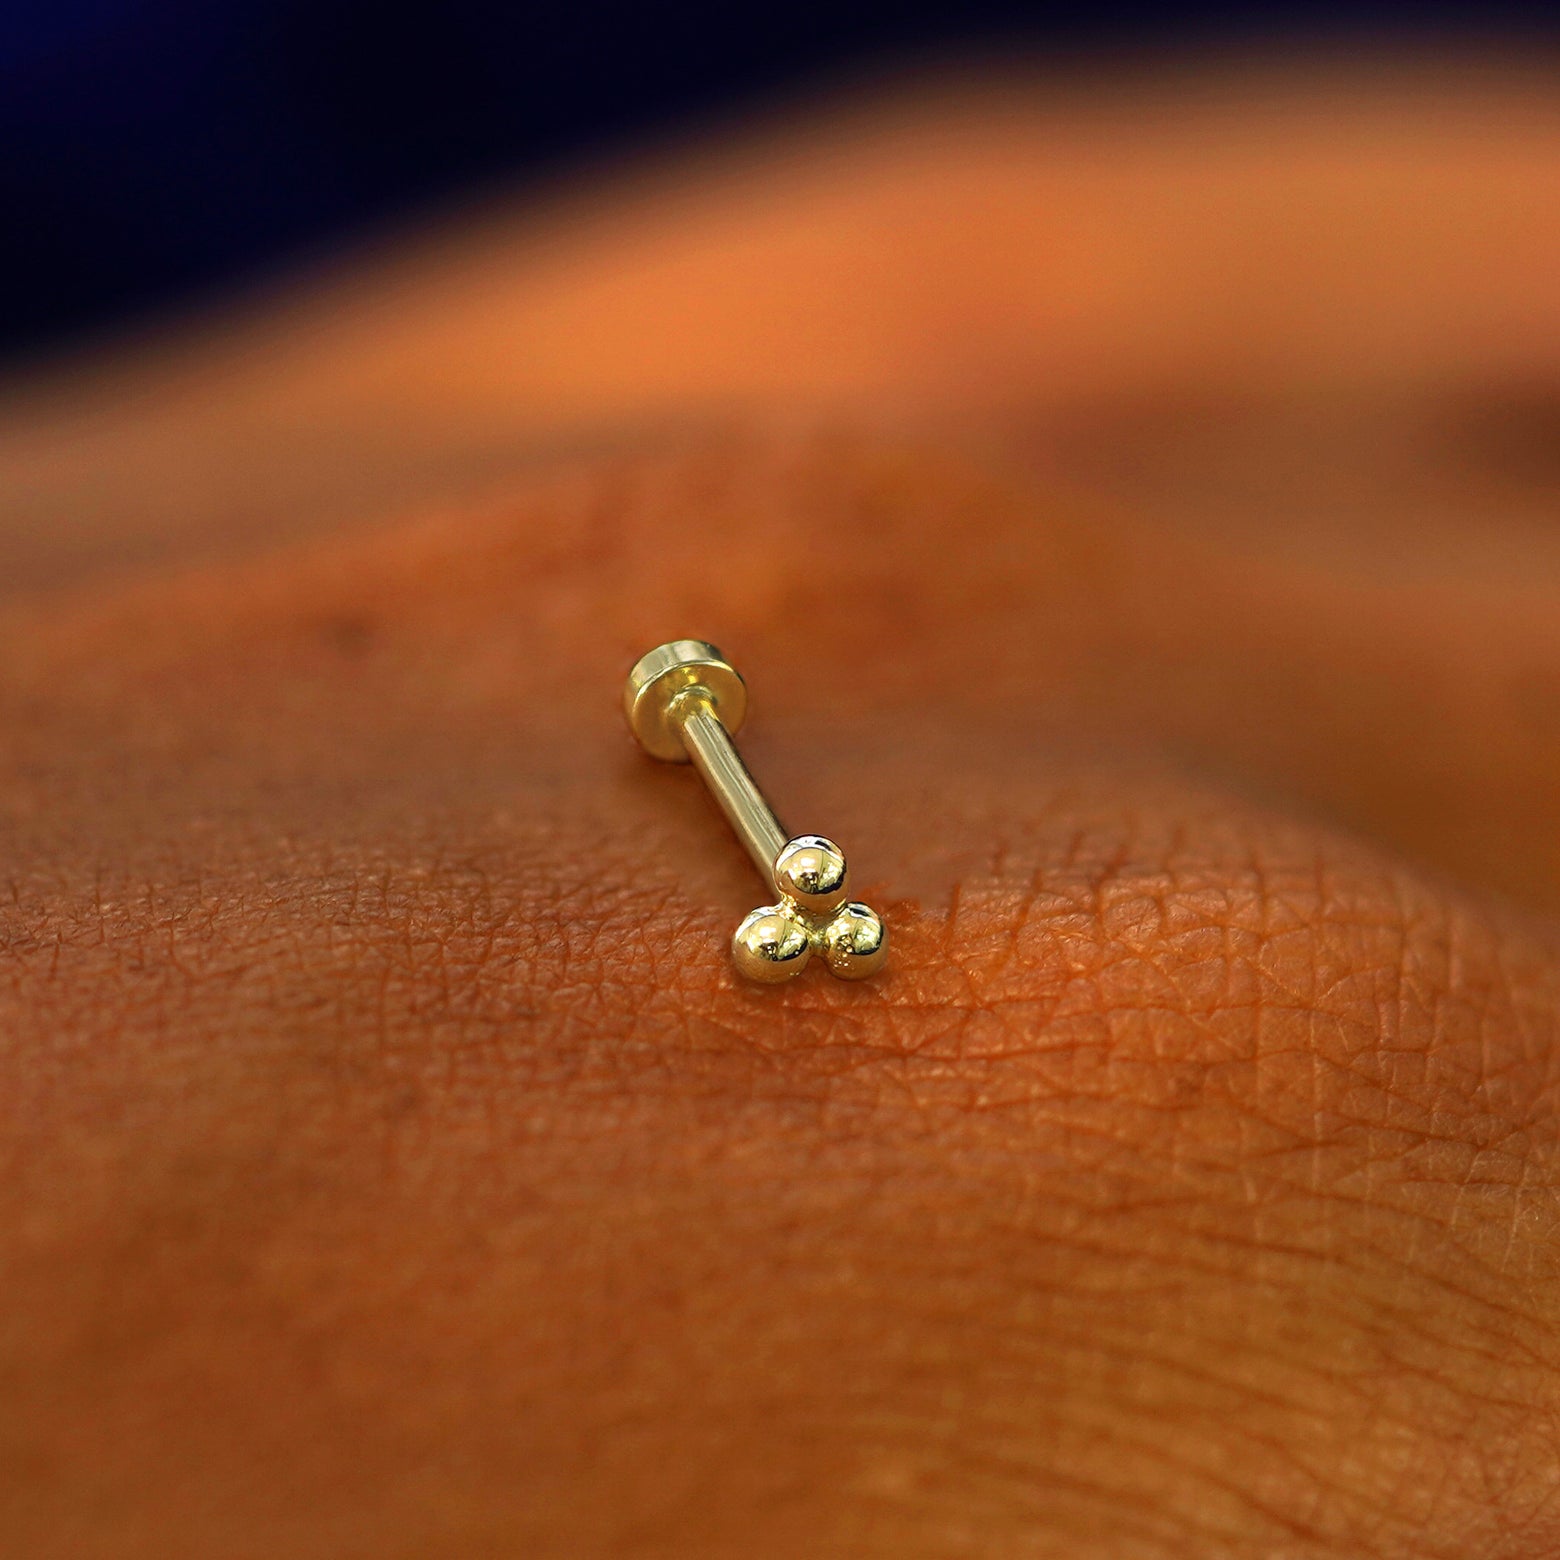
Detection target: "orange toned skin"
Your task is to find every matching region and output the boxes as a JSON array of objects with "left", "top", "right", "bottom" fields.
[{"left": 2, "top": 63, "right": 1560, "bottom": 1559}]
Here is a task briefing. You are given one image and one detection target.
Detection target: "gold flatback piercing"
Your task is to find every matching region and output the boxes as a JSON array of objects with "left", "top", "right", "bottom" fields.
[{"left": 624, "top": 640, "right": 887, "bottom": 984}]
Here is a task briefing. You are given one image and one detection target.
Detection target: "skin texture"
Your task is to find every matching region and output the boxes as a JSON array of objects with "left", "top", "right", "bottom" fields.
[{"left": 2, "top": 60, "right": 1560, "bottom": 1559}]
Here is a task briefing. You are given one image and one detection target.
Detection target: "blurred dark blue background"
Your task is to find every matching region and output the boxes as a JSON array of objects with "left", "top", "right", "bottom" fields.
[{"left": 2, "top": 0, "right": 1555, "bottom": 365}]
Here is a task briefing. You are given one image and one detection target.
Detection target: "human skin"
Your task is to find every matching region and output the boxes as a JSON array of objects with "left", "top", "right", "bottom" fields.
[{"left": 2, "top": 63, "right": 1560, "bottom": 1559}]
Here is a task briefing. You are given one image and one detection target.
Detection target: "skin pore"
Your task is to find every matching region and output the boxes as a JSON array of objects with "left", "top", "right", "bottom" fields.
[{"left": 2, "top": 63, "right": 1560, "bottom": 1559}]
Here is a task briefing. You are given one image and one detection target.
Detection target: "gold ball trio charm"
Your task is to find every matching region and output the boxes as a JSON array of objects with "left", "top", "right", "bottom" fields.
[
  {"left": 733, "top": 837, "right": 887, "bottom": 984},
  {"left": 625, "top": 641, "right": 888, "bottom": 984}
]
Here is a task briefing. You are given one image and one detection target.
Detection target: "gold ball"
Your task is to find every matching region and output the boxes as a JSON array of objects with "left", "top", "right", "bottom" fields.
[
  {"left": 773, "top": 835, "right": 849, "bottom": 915},
  {"left": 732, "top": 904, "right": 812, "bottom": 983},
  {"left": 821, "top": 902, "right": 887, "bottom": 980}
]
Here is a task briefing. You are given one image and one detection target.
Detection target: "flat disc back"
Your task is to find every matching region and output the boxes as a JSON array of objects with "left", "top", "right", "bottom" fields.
[{"left": 623, "top": 640, "right": 748, "bottom": 761}]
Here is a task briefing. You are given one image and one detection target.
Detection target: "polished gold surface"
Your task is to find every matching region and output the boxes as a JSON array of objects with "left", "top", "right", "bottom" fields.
[
  {"left": 731, "top": 905, "right": 813, "bottom": 983},
  {"left": 623, "top": 639, "right": 747, "bottom": 762},
  {"left": 679, "top": 705, "right": 787, "bottom": 881},
  {"left": 773, "top": 835, "right": 849, "bottom": 916},
  {"left": 821, "top": 902, "right": 889, "bottom": 980},
  {"left": 624, "top": 640, "right": 887, "bottom": 983}
]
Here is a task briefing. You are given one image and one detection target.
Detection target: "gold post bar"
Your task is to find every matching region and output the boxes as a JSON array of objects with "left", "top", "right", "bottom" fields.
[{"left": 676, "top": 702, "right": 787, "bottom": 883}]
